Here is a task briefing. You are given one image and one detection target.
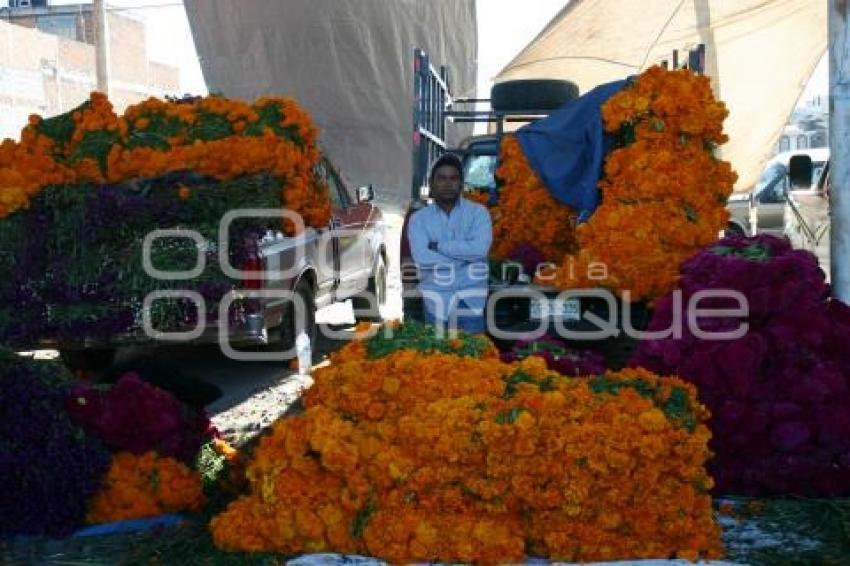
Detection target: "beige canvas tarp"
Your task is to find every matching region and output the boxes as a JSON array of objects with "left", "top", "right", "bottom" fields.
[
  {"left": 496, "top": 0, "right": 826, "bottom": 191},
  {"left": 184, "top": 0, "right": 477, "bottom": 208}
]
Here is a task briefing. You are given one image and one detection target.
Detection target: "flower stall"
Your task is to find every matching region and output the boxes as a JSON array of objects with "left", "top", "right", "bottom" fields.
[{"left": 5, "top": 60, "right": 850, "bottom": 564}]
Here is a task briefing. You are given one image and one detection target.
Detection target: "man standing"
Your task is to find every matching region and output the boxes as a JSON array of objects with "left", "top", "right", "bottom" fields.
[{"left": 408, "top": 154, "right": 492, "bottom": 334}]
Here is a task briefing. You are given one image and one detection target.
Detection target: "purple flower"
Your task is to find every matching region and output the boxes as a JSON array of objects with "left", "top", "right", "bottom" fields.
[
  {"left": 632, "top": 234, "right": 850, "bottom": 496},
  {"left": 770, "top": 421, "right": 811, "bottom": 452},
  {"left": 67, "top": 372, "right": 213, "bottom": 462},
  {"left": 506, "top": 243, "right": 547, "bottom": 276},
  {"left": 0, "top": 350, "right": 111, "bottom": 537},
  {"left": 506, "top": 334, "right": 606, "bottom": 376}
]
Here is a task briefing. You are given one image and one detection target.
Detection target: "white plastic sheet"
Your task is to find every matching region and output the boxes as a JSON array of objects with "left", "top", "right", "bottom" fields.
[
  {"left": 496, "top": 0, "right": 826, "bottom": 191},
  {"left": 184, "top": 0, "right": 477, "bottom": 209}
]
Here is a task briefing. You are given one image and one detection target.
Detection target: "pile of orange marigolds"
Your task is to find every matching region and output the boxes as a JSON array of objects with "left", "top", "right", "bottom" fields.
[{"left": 210, "top": 324, "right": 723, "bottom": 563}]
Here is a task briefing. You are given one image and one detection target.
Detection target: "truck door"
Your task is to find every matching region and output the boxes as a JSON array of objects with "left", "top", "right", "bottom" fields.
[
  {"left": 751, "top": 163, "right": 788, "bottom": 235},
  {"left": 324, "top": 162, "right": 372, "bottom": 298}
]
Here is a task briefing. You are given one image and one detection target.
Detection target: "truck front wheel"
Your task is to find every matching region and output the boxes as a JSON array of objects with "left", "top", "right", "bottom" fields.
[
  {"left": 352, "top": 255, "right": 387, "bottom": 322},
  {"left": 278, "top": 279, "right": 316, "bottom": 357}
]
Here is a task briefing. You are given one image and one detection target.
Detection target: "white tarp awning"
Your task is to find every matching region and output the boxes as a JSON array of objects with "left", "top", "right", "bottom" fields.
[{"left": 496, "top": 0, "right": 826, "bottom": 191}]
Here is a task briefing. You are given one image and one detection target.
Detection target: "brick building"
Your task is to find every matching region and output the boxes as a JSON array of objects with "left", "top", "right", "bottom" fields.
[{"left": 0, "top": 2, "right": 180, "bottom": 140}]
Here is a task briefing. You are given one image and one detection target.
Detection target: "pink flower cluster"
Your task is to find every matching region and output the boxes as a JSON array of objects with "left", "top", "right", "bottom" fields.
[
  {"left": 65, "top": 372, "right": 214, "bottom": 463},
  {"left": 632, "top": 235, "right": 850, "bottom": 496}
]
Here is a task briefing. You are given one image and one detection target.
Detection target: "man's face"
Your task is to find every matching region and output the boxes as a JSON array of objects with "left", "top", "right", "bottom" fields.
[{"left": 430, "top": 165, "right": 462, "bottom": 203}]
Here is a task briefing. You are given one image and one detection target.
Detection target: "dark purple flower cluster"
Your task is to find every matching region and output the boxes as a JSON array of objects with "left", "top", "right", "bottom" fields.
[
  {"left": 632, "top": 234, "right": 850, "bottom": 496},
  {"left": 0, "top": 175, "right": 278, "bottom": 348},
  {"left": 506, "top": 243, "right": 548, "bottom": 277},
  {"left": 65, "top": 372, "right": 214, "bottom": 463},
  {"left": 501, "top": 334, "right": 606, "bottom": 376},
  {"left": 0, "top": 351, "right": 111, "bottom": 537}
]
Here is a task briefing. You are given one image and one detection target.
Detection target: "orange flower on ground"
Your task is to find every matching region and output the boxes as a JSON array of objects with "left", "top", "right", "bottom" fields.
[{"left": 87, "top": 451, "right": 204, "bottom": 523}]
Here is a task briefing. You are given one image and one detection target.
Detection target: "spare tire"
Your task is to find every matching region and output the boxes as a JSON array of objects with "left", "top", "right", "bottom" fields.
[{"left": 491, "top": 79, "right": 580, "bottom": 112}]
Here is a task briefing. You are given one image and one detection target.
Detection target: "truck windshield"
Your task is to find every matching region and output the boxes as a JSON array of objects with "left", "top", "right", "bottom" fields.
[
  {"left": 754, "top": 163, "right": 786, "bottom": 195},
  {"left": 464, "top": 154, "right": 498, "bottom": 190}
]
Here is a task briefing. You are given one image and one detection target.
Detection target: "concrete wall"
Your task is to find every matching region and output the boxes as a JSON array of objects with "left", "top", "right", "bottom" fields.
[{"left": 0, "top": 11, "right": 180, "bottom": 140}]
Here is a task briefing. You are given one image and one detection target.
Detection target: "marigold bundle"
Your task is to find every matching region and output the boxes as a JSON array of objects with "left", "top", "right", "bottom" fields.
[
  {"left": 489, "top": 136, "right": 579, "bottom": 262},
  {"left": 0, "top": 92, "right": 332, "bottom": 345},
  {"left": 86, "top": 451, "right": 205, "bottom": 523},
  {"left": 2, "top": 92, "right": 330, "bottom": 228},
  {"left": 632, "top": 235, "right": 850, "bottom": 496},
  {"left": 549, "top": 66, "right": 737, "bottom": 302},
  {"left": 210, "top": 322, "right": 722, "bottom": 563}
]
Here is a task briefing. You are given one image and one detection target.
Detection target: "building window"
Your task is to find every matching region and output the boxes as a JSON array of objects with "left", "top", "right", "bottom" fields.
[
  {"left": 36, "top": 14, "right": 78, "bottom": 41},
  {"left": 797, "top": 135, "right": 808, "bottom": 149},
  {"left": 779, "top": 136, "right": 791, "bottom": 152}
]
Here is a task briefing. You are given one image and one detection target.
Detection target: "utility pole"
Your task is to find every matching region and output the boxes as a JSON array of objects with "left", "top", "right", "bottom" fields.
[
  {"left": 830, "top": 1, "right": 850, "bottom": 304},
  {"left": 94, "top": 0, "right": 109, "bottom": 95}
]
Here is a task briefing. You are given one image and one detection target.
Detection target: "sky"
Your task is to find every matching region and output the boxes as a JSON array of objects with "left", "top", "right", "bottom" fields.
[{"left": 475, "top": 0, "right": 566, "bottom": 100}]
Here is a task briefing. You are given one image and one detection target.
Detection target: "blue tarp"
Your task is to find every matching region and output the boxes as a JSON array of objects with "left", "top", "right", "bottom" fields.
[
  {"left": 514, "top": 79, "right": 629, "bottom": 222},
  {"left": 72, "top": 514, "right": 189, "bottom": 537}
]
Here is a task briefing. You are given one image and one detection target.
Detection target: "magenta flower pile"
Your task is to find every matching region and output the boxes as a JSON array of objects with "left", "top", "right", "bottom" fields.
[
  {"left": 65, "top": 372, "right": 215, "bottom": 463},
  {"left": 632, "top": 235, "right": 850, "bottom": 496}
]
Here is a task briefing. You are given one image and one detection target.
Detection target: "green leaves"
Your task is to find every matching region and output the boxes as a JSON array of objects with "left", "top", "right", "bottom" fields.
[
  {"left": 187, "top": 110, "right": 234, "bottom": 142},
  {"left": 125, "top": 113, "right": 184, "bottom": 151},
  {"left": 70, "top": 130, "right": 121, "bottom": 171},
  {"left": 350, "top": 495, "right": 377, "bottom": 539},
  {"left": 711, "top": 243, "right": 772, "bottom": 262},
  {"left": 588, "top": 375, "right": 697, "bottom": 432},
  {"left": 495, "top": 407, "right": 528, "bottom": 425},
  {"left": 365, "top": 320, "right": 491, "bottom": 360},
  {"left": 244, "top": 103, "right": 304, "bottom": 147},
  {"left": 662, "top": 387, "right": 698, "bottom": 432},
  {"left": 36, "top": 100, "right": 87, "bottom": 146},
  {"left": 503, "top": 370, "right": 538, "bottom": 399}
]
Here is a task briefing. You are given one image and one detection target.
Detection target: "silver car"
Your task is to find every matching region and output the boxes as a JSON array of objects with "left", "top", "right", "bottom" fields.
[{"left": 725, "top": 148, "right": 829, "bottom": 237}]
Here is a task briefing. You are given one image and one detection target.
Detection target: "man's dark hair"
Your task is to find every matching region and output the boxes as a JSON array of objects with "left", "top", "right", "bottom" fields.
[{"left": 429, "top": 153, "right": 464, "bottom": 183}]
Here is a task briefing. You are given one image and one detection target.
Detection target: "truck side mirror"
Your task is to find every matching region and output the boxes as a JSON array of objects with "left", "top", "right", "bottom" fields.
[
  {"left": 357, "top": 184, "right": 375, "bottom": 203},
  {"left": 789, "top": 155, "right": 813, "bottom": 190}
]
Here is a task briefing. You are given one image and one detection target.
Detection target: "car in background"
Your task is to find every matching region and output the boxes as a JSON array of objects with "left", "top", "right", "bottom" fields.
[{"left": 727, "top": 148, "right": 829, "bottom": 236}]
